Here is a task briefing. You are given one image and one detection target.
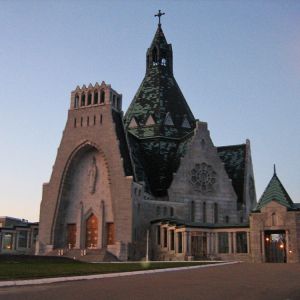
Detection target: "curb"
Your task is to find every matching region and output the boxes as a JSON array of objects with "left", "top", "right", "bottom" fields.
[{"left": 0, "top": 261, "right": 240, "bottom": 288}]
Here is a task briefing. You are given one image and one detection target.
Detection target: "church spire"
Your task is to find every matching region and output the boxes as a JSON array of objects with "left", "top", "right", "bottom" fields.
[{"left": 146, "top": 11, "right": 173, "bottom": 74}]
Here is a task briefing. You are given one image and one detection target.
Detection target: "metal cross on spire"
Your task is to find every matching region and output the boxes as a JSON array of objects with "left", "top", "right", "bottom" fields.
[{"left": 155, "top": 10, "right": 165, "bottom": 26}]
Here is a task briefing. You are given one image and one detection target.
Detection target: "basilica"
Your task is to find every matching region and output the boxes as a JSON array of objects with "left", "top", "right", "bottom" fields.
[{"left": 1, "top": 14, "right": 299, "bottom": 263}]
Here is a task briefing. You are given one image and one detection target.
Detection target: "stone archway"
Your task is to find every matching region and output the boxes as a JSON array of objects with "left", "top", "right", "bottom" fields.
[{"left": 86, "top": 214, "right": 98, "bottom": 248}]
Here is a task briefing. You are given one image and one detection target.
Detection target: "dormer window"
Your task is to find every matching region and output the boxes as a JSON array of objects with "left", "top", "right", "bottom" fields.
[
  {"left": 145, "top": 115, "right": 155, "bottom": 126},
  {"left": 182, "top": 115, "right": 191, "bottom": 128},
  {"left": 164, "top": 112, "right": 174, "bottom": 126},
  {"left": 129, "top": 117, "right": 138, "bottom": 129}
]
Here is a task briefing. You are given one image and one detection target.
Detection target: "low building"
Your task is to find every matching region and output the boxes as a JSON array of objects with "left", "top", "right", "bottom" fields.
[{"left": 0, "top": 217, "right": 38, "bottom": 254}]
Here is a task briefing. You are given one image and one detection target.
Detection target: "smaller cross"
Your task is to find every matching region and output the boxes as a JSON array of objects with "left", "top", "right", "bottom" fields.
[{"left": 155, "top": 10, "right": 165, "bottom": 26}]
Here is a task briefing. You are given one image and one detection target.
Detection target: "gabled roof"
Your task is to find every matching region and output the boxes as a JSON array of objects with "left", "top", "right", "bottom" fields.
[
  {"left": 255, "top": 171, "right": 294, "bottom": 210},
  {"left": 217, "top": 144, "right": 246, "bottom": 206}
]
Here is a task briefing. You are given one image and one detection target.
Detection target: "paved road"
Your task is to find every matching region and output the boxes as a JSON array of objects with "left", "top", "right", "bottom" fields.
[{"left": 1, "top": 263, "right": 300, "bottom": 300}]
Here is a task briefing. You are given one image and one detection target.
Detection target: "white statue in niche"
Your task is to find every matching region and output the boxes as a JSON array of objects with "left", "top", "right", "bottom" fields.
[{"left": 88, "top": 156, "right": 98, "bottom": 194}]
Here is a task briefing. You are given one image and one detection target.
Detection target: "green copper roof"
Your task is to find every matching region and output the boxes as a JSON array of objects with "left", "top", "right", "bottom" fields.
[
  {"left": 255, "top": 171, "right": 294, "bottom": 210},
  {"left": 124, "top": 25, "right": 196, "bottom": 196},
  {"left": 124, "top": 25, "right": 195, "bottom": 139}
]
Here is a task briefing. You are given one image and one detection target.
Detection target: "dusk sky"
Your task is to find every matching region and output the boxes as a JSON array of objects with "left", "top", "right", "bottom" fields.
[{"left": 1, "top": 0, "right": 299, "bottom": 222}]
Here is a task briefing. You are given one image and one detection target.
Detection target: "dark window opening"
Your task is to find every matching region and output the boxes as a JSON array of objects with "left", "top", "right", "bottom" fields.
[
  {"left": 80, "top": 117, "right": 83, "bottom": 127},
  {"left": 214, "top": 203, "right": 218, "bottom": 224},
  {"left": 94, "top": 91, "right": 99, "bottom": 104},
  {"left": 152, "top": 47, "right": 158, "bottom": 65},
  {"left": 87, "top": 116, "right": 89, "bottom": 126},
  {"left": 218, "top": 232, "right": 229, "bottom": 253},
  {"left": 163, "top": 228, "right": 167, "bottom": 247},
  {"left": 225, "top": 216, "right": 229, "bottom": 224},
  {"left": 170, "top": 230, "right": 175, "bottom": 250},
  {"left": 178, "top": 232, "right": 183, "bottom": 253},
  {"left": 93, "top": 115, "right": 96, "bottom": 125},
  {"left": 163, "top": 206, "right": 167, "bottom": 216},
  {"left": 191, "top": 201, "right": 195, "bottom": 222},
  {"left": 170, "top": 207, "right": 174, "bottom": 217},
  {"left": 236, "top": 232, "right": 248, "bottom": 253},
  {"left": 100, "top": 114, "right": 103, "bottom": 124},
  {"left": 100, "top": 90, "right": 105, "bottom": 103},
  {"left": 81, "top": 94, "right": 85, "bottom": 106},
  {"left": 203, "top": 202, "right": 206, "bottom": 223},
  {"left": 74, "top": 118, "right": 77, "bottom": 128},
  {"left": 87, "top": 93, "right": 92, "bottom": 105},
  {"left": 157, "top": 226, "right": 161, "bottom": 245}
]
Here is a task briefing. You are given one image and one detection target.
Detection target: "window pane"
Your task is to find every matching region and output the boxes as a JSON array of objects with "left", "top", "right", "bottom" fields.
[
  {"left": 218, "top": 232, "right": 229, "bottom": 253},
  {"left": 236, "top": 232, "right": 248, "bottom": 253}
]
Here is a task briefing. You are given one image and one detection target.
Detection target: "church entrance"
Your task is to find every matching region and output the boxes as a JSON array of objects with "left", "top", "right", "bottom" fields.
[
  {"left": 191, "top": 233, "right": 207, "bottom": 258},
  {"left": 86, "top": 214, "right": 98, "bottom": 248},
  {"left": 67, "top": 224, "right": 76, "bottom": 248},
  {"left": 264, "top": 231, "right": 286, "bottom": 263}
]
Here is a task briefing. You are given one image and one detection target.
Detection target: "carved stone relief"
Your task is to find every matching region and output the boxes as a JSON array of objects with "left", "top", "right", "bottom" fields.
[{"left": 88, "top": 156, "right": 98, "bottom": 194}]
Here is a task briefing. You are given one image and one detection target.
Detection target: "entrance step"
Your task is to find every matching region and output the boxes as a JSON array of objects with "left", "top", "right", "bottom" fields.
[{"left": 45, "top": 248, "right": 119, "bottom": 262}]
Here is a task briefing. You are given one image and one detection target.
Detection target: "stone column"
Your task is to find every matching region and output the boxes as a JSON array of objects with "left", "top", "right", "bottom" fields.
[
  {"left": 247, "top": 231, "right": 250, "bottom": 254},
  {"left": 183, "top": 232, "right": 187, "bottom": 254},
  {"left": 100, "top": 200, "right": 105, "bottom": 248},
  {"left": 233, "top": 232, "right": 237, "bottom": 254},
  {"left": 26, "top": 230, "right": 30, "bottom": 249},
  {"left": 228, "top": 232, "right": 232, "bottom": 254},
  {"left": 215, "top": 232, "right": 219, "bottom": 254},
  {"left": 206, "top": 232, "right": 210, "bottom": 255},
  {"left": 261, "top": 231, "right": 265, "bottom": 261}
]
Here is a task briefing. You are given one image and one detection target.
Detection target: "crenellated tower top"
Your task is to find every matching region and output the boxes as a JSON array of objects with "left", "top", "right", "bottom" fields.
[{"left": 70, "top": 81, "right": 122, "bottom": 111}]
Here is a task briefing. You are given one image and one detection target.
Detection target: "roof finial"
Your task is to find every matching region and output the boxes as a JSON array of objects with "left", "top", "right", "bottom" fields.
[
  {"left": 155, "top": 10, "right": 165, "bottom": 27},
  {"left": 274, "top": 164, "right": 277, "bottom": 175}
]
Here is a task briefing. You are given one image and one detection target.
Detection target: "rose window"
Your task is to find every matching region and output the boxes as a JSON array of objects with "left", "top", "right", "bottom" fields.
[{"left": 189, "top": 163, "right": 216, "bottom": 193}]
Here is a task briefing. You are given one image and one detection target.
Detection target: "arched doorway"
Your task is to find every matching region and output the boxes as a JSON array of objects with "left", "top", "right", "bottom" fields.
[
  {"left": 265, "top": 230, "right": 286, "bottom": 263},
  {"left": 86, "top": 214, "right": 98, "bottom": 248}
]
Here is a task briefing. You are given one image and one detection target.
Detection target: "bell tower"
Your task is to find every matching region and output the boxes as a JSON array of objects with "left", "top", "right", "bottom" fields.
[{"left": 146, "top": 12, "right": 173, "bottom": 75}]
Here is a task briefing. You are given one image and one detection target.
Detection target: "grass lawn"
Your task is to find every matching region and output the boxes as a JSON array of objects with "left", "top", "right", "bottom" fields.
[{"left": 0, "top": 255, "right": 218, "bottom": 281}]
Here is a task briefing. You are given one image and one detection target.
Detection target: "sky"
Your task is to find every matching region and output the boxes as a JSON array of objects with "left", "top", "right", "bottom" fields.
[{"left": 0, "top": 0, "right": 299, "bottom": 222}]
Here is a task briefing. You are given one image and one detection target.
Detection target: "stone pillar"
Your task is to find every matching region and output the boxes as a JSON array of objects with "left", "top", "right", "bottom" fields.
[
  {"left": 207, "top": 232, "right": 210, "bottom": 255},
  {"left": 26, "top": 230, "right": 30, "bottom": 249},
  {"left": 261, "top": 231, "right": 265, "bottom": 262},
  {"left": 247, "top": 231, "right": 250, "bottom": 254},
  {"left": 183, "top": 232, "right": 187, "bottom": 254},
  {"left": 233, "top": 232, "right": 237, "bottom": 254},
  {"left": 100, "top": 200, "right": 105, "bottom": 248},
  {"left": 186, "top": 231, "right": 191, "bottom": 256},
  {"left": 228, "top": 232, "right": 232, "bottom": 254},
  {"left": 215, "top": 232, "right": 219, "bottom": 254}
]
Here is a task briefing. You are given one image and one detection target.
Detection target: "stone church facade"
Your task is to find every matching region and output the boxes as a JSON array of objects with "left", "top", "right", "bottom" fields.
[{"left": 36, "top": 19, "right": 300, "bottom": 263}]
